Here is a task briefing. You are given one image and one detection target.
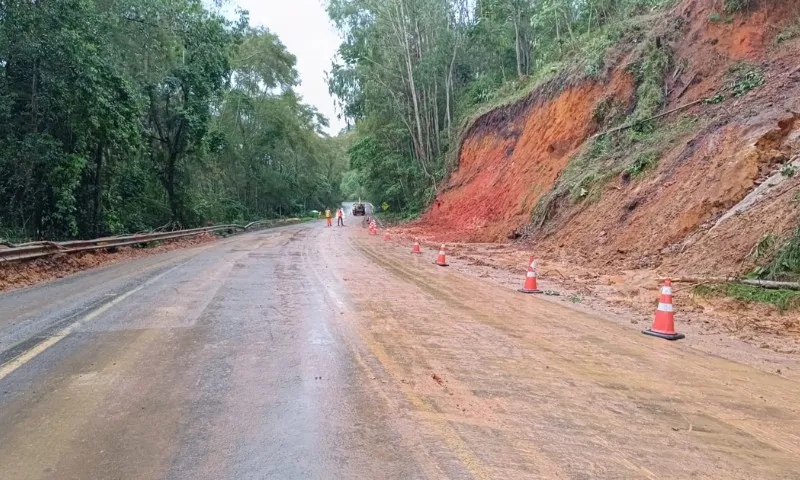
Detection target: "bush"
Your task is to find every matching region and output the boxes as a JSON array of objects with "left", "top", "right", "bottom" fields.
[
  {"left": 626, "top": 152, "right": 660, "bottom": 177},
  {"left": 758, "top": 227, "right": 800, "bottom": 281},
  {"left": 728, "top": 62, "right": 765, "bottom": 97},
  {"left": 628, "top": 39, "right": 672, "bottom": 129},
  {"left": 724, "top": 0, "right": 755, "bottom": 13}
]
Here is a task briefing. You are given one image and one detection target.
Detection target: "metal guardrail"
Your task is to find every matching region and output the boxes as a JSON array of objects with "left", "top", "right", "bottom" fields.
[{"left": 0, "top": 220, "right": 294, "bottom": 263}]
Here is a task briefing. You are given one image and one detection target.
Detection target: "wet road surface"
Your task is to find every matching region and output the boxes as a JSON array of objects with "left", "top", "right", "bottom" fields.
[{"left": 1, "top": 222, "right": 799, "bottom": 479}]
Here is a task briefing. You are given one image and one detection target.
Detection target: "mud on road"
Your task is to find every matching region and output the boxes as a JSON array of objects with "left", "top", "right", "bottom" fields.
[
  {"left": 387, "top": 229, "right": 800, "bottom": 380},
  {"left": 343, "top": 229, "right": 800, "bottom": 478},
  {"left": 0, "top": 222, "right": 799, "bottom": 479}
]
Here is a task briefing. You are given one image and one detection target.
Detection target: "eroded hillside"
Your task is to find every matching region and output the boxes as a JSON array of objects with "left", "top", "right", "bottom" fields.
[{"left": 410, "top": 0, "right": 800, "bottom": 279}]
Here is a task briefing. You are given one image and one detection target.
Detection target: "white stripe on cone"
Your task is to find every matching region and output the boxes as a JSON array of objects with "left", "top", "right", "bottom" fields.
[
  {"left": 661, "top": 286, "right": 672, "bottom": 295},
  {"left": 657, "top": 302, "right": 673, "bottom": 312},
  {"left": 526, "top": 271, "right": 536, "bottom": 278}
]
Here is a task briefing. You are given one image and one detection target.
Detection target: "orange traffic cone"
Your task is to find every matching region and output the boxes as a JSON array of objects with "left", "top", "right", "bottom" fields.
[
  {"left": 435, "top": 244, "right": 449, "bottom": 266},
  {"left": 412, "top": 240, "right": 422, "bottom": 254},
  {"left": 518, "top": 257, "right": 542, "bottom": 294},
  {"left": 643, "top": 279, "right": 685, "bottom": 340}
]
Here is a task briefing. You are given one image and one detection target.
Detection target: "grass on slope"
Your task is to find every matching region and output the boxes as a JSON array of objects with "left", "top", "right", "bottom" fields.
[{"left": 694, "top": 283, "right": 800, "bottom": 312}]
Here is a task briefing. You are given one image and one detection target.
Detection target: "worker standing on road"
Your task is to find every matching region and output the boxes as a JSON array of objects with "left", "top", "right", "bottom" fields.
[
  {"left": 325, "top": 207, "right": 332, "bottom": 227},
  {"left": 336, "top": 208, "right": 344, "bottom": 226}
]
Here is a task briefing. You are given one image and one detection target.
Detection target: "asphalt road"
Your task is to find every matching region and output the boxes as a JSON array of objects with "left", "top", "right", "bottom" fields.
[
  {"left": 341, "top": 201, "right": 374, "bottom": 217},
  {"left": 1, "top": 221, "right": 799, "bottom": 479}
]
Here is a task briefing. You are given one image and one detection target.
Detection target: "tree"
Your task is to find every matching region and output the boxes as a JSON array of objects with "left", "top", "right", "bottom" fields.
[
  {"left": 0, "top": 0, "right": 346, "bottom": 241},
  {"left": 326, "top": 0, "right": 667, "bottom": 215}
]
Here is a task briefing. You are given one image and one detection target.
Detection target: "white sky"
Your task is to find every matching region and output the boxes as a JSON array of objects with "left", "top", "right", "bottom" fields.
[{"left": 229, "top": 0, "right": 346, "bottom": 135}]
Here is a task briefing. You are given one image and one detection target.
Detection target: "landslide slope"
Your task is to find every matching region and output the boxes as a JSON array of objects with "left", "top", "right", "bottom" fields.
[{"left": 413, "top": 0, "right": 800, "bottom": 278}]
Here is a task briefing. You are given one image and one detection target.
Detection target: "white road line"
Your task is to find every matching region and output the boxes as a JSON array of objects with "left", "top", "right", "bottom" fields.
[{"left": 0, "top": 261, "right": 188, "bottom": 381}]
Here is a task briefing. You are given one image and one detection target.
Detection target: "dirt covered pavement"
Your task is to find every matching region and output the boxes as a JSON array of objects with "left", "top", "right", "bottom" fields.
[
  {"left": 338, "top": 228, "right": 800, "bottom": 478},
  {"left": 1, "top": 222, "right": 800, "bottom": 479},
  {"left": 386, "top": 230, "right": 800, "bottom": 377}
]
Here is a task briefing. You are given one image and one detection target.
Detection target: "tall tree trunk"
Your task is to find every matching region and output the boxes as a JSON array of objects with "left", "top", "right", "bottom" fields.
[
  {"left": 422, "top": 83, "right": 432, "bottom": 161},
  {"left": 433, "top": 79, "right": 441, "bottom": 157},
  {"left": 91, "top": 144, "right": 104, "bottom": 236},
  {"left": 514, "top": 11, "right": 522, "bottom": 78},
  {"left": 398, "top": 0, "right": 426, "bottom": 161},
  {"left": 563, "top": 10, "right": 575, "bottom": 42},
  {"left": 165, "top": 152, "right": 179, "bottom": 224},
  {"left": 556, "top": 18, "right": 562, "bottom": 54},
  {"left": 445, "top": 41, "right": 457, "bottom": 133}
]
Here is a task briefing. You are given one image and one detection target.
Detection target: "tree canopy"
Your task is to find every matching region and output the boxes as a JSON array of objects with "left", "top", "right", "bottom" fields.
[
  {"left": 0, "top": 0, "right": 347, "bottom": 241},
  {"left": 326, "top": 0, "right": 673, "bottom": 213}
]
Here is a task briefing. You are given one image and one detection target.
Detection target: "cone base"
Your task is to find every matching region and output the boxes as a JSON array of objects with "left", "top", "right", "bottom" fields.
[
  {"left": 412, "top": 251, "right": 422, "bottom": 254},
  {"left": 435, "top": 262, "right": 449, "bottom": 267},
  {"left": 518, "top": 288, "right": 542, "bottom": 294},
  {"left": 642, "top": 329, "right": 685, "bottom": 341}
]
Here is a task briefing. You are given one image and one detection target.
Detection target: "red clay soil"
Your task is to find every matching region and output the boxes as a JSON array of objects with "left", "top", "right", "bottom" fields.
[
  {"left": 411, "top": 69, "right": 634, "bottom": 243},
  {"left": 0, "top": 233, "right": 217, "bottom": 292},
  {"left": 537, "top": 0, "right": 800, "bottom": 275},
  {"left": 408, "top": 0, "right": 800, "bottom": 279},
  {"left": 540, "top": 109, "right": 800, "bottom": 274}
]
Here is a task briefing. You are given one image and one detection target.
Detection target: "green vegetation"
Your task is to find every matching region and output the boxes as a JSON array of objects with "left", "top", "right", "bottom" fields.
[
  {"left": 375, "top": 210, "right": 423, "bottom": 224},
  {"left": 626, "top": 152, "right": 660, "bottom": 177},
  {"left": 527, "top": 33, "right": 694, "bottom": 227},
  {"left": 0, "top": 0, "right": 347, "bottom": 241},
  {"left": 694, "top": 283, "right": 800, "bottom": 312},
  {"left": 728, "top": 62, "right": 765, "bottom": 97},
  {"left": 326, "top": 0, "right": 676, "bottom": 217},
  {"left": 628, "top": 39, "right": 673, "bottom": 129},
  {"left": 700, "top": 62, "right": 764, "bottom": 110},
  {"left": 724, "top": 0, "right": 754, "bottom": 13},
  {"left": 532, "top": 114, "right": 698, "bottom": 227},
  {"left": 776, "top": 17, "right": 800, "bottom": 44},
  {"left": 757, "top": 227, "right": 800, "bottom": 281},
  {"left": 593, "top": 96, "right": 628, "bottom": 128},
  {"left": 708, "top": 11, "right": 722, "bottom": 23},
  {"left": 704, "top": 93, "right": 726, "bottom": 104},
  {"left": 750, "top": 234, "right": 777, "bottom": 260}
]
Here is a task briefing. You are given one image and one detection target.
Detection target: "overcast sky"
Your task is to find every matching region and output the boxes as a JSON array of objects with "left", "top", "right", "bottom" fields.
[{"left": 228, "top": 0, "right": 346, "bottom": 135}]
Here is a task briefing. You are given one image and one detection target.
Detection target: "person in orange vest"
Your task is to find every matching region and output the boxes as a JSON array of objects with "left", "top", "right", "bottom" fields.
[
  {"left": 325, "top": 208, "right": 332, "bottom": 226},
  {"left": 336, "top": 207, "right": 344, "bottom": 226}
]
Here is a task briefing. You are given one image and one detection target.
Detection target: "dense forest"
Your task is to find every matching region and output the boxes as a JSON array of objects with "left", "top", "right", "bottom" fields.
[
  {"left": 327, "top": 0, "right": 694, "bottom": 215},
  {"left": 0, "top": 0, "right": 347, "bottom": 241}
]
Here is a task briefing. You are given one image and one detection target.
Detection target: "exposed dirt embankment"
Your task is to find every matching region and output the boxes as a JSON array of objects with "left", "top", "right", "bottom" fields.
[
  {"left": 413, "top": 70, "right": 635, "bottom": 243},
  {"left": 411, "top": 0, "right": 800, "bottom": 279},
  {"left": 547, "top": 109, "right": 800, "bottom": 274}
]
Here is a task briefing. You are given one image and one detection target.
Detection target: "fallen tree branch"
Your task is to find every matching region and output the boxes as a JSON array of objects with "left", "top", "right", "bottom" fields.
[
  {"left": 592, "top": 98, "right": 705, "bottom": 139},
  {"left": 657, "top": 277, "right": 800, "bottom": 291},
  {"left": 676, "top": 73, "right": 698, "bottom": 100}
]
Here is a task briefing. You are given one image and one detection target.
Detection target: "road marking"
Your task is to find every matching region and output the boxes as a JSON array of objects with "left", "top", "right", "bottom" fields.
[{"left": 0, "top": 262, "right": 187, "bottom": 381}]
